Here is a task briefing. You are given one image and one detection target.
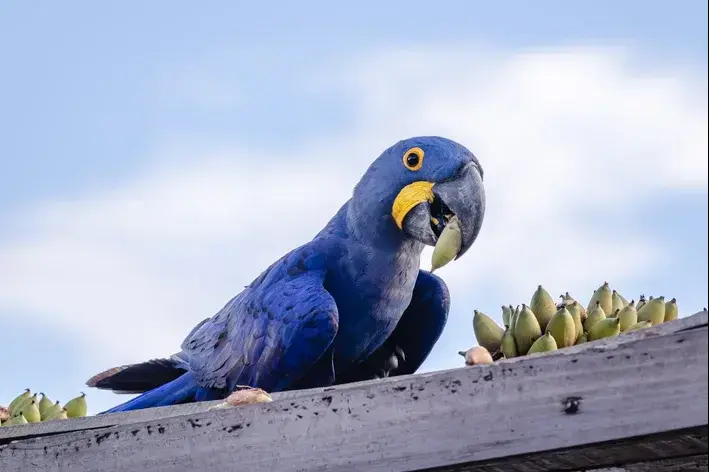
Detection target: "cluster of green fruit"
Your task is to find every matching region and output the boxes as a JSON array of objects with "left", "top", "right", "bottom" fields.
[
  {"left": 0, "top": 389, "right": 87, "bottom": 427},
  {"left": 460, "top": 282, "right": 680, "bottom": 365}
]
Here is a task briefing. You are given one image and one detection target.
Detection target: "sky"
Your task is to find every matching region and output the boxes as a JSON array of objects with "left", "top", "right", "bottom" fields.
[{"left": 0, "top": 1, "right": 707, "bottom": 415}]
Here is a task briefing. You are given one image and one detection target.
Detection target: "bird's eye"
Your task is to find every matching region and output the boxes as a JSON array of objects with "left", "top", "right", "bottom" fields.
[{"left": 403, "top": 147, "right": 424, "bottom": 171}]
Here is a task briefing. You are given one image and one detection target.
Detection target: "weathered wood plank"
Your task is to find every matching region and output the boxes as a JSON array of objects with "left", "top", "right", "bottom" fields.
[
  {"left": 585, "top": 453, "right": 708, "bottom": 472},
  {"left": 1, "top": 311, "right": 706, "bottom": 472},
  {"left": 421, "top": 427, "right": 707, "bottom": 471},
  {"left": 0, "top": 387, "right": 313, "bottom": 442},
  {"left": 2, "top": 309, "right": 705, "bottom": 444}
]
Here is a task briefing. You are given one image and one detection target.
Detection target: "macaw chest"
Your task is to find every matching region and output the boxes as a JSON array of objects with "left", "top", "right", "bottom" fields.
[{"left": 327, "top": 257, "right": 420, "bottom": 365}]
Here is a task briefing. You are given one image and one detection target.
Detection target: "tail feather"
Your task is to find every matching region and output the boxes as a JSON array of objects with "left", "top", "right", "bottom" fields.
[
  {"left": 87, "top": 357, "right": 187, "bottom": 394},
  {"left": 100, "top": 372, "right": 199, "bottom": 414}
]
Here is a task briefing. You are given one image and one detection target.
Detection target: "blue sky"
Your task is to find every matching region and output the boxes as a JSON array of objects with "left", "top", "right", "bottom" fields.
[{"left": 1, "top": 1, "right": 707, "bottom": 414}]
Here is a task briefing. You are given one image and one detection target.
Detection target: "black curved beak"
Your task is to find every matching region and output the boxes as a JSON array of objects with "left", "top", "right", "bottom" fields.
[{"left": 402, "top": 162, "right": 486, "bottom": 259}]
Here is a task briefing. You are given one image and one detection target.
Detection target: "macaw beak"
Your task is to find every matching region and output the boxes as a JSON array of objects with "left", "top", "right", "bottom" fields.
[{"left": 401, "top": 162, "right": 486, "bottom": 259}]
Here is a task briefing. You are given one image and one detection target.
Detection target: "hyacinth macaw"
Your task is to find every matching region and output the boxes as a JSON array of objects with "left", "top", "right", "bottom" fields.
[{"left": 88, "top": 136, "right": 486, "bottom": 413}]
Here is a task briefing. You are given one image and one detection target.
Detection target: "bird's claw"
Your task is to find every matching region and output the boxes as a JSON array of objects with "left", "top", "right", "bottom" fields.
[
  {"left": 395, "top": 346, "right": 406, "bottom": 362},
  {"left": 373, "top": 345, "right": 406, "bottom": 380}
]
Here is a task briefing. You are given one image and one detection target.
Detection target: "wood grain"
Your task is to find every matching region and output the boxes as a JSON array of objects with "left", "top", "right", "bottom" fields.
[
  {"left": 420, "top": 427, "right": 707, "bottom": 471},
  {"left": 1, "top": 311, "right": 706, "bottom": 472},
  {"left": 585, "top": 453, "right": 708, "bottom": 472}
]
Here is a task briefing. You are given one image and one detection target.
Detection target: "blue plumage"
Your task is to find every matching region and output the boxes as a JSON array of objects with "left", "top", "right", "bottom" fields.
[{"left": 90, "top": 136, "right": 486, "bottom": 413}]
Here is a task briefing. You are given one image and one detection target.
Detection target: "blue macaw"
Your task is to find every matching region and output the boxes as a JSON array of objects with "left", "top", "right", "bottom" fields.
[{"left": 88, "top": 136, "right": 486, "bottom": 413}]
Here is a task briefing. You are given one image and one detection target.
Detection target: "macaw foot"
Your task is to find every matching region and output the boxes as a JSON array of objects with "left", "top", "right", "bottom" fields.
[
  {"left": 372, "top": 346, "right": 406, "bottom": 379},
  {"left": 333, "top": 343, "right": 408, "bottom": 385}
]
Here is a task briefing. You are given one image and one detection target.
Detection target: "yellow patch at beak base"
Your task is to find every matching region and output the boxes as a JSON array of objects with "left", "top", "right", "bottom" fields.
[{"left": 391, "top": 181, "right": 435, "bottom": 229}]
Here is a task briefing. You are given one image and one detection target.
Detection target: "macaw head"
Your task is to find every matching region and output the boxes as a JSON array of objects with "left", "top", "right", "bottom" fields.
[{"left": 350, "top": 136, "right": 486, "bottom": 261}]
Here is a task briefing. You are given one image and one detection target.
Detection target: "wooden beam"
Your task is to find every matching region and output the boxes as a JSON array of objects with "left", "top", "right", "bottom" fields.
[
  {"left": 2, "top": 310, "right": 706, "bottom": 444},
  {"left": 419, "top": 427, "right": 707, "bottom": 471},
  {"left": 1, "top": 311, "right": 707, "bottom": 472},
  {"left": 582, "top": 453, "right": 708, "bottom": 472}
]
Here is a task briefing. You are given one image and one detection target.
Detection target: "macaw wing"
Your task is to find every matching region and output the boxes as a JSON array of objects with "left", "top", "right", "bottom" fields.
[
  {"left": 336, "top": 269, "right": 450, "bottom": 383},
  {"left": 181, "top": 250, "right": 340, "bottom": 393}
]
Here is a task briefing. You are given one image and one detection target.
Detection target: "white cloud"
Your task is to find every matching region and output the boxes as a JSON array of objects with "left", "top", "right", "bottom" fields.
[{"left": 1, "top": 44, "right": 706, "bottom": 411}]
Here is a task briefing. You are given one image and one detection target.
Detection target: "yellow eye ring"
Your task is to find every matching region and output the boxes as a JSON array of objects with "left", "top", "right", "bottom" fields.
[{"left": 402, "top": 147, "right": 424, "bottom": 171}]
